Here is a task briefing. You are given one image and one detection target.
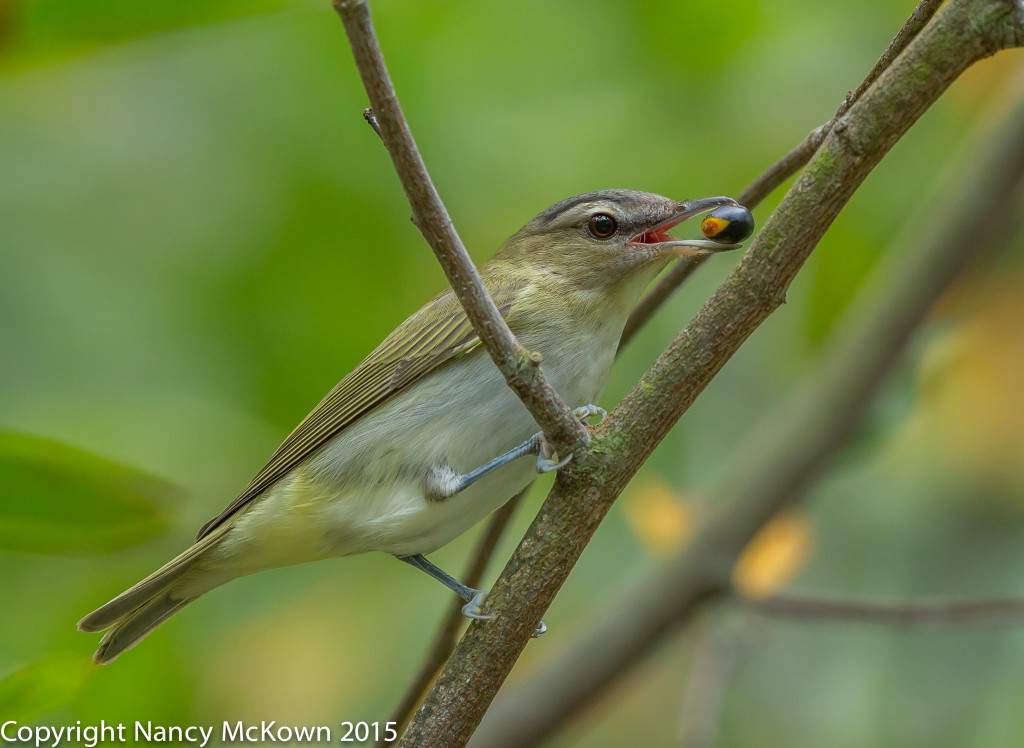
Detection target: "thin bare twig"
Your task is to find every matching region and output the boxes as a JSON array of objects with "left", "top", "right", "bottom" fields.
[
  {"left": 333, "top": 0, "right": 587, "bottom": 457},
  {"left": 470, "top": 54, "right": 1024, "bottom": 748},
  {"left": 745, "top": 592, "right": 1024, "bottom": 627},
  {"left": 842, "top": 0, "right": 944, "bottom": 116},
  {"left": 620, "top": 257, "right": 704, "bottom": 349},
  {"left": 738, "top": 125, "right": 830, "bottom": 210}
]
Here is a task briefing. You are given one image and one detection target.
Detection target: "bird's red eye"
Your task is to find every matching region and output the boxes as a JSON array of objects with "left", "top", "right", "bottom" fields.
[{"left": 588, "top": 213, "right": 617, "bottom": 239}]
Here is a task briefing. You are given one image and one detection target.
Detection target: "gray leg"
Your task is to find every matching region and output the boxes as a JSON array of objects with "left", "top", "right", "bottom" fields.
[
  {"left": 425, "top": 404, "right": 608, "bottom": 501},
  {"left": 397, "top": 553, "right": 547, "bottom": 636},
  {"left": 397, "top": 553, "right": 492, "bottom": 620}
]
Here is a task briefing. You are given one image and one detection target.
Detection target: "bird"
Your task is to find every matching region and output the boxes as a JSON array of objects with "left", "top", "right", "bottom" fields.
[{"left": 78, "top": 189, "right": 748, "bottom": 663}]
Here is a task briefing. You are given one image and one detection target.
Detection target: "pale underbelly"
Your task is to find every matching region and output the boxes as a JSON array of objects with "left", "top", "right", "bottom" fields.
[{"left": 209, "top": 448, "right": 537, "bottom": 579}]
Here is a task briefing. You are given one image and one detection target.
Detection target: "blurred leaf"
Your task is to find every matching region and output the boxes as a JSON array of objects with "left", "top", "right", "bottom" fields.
[
  {"left": 4, "top": 0, "right": 288, "bottom": 66},
  {"left": 623, "top": 479, "right": 693, "bottom": 556},
  {"left": 893, "top": 270, "right": 1024, "bottom": 492},
  {"left": 0, "top": 652, "right": 93, "bottom": 723},
  {"left": 732, "top": 510, "right": 814, "bottom": 598},
  {"left": 0, "top": 432, "right": 176, "bottom": 554}
]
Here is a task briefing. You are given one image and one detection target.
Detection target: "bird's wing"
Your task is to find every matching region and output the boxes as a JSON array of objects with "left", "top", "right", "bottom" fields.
[{"left": 196, "top": 281, "right": 525, "bottom": 539}]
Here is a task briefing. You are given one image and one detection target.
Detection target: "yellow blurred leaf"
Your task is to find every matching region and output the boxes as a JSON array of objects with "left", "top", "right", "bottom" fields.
[
  {"left": 732, "top": 511, "right": 814, "bottom": 598},
  {"left": 622, "top": 480, "right": 693, "bottom": 556},
  {"left": 897, "top": 274, "right": 1024, "bottom": 490}
]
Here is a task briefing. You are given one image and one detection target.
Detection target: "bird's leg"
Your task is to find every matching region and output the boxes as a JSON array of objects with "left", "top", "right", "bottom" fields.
[
  {"left": 424, "top": 404, "right": 607, "bottom": 501},
  {"left": 407, "top": 405, "right": 604, "bottom": 637},
  {"left": 396, "top": 553, "right": 547, "bottom": 637},
  {"left": 397, "top": 553, "right": 492, "bottom": 619}
]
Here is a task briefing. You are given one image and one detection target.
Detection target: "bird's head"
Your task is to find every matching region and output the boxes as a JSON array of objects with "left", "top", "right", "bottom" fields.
[{"left": 498, "top": 189, "right": 750, "bottom": 290}]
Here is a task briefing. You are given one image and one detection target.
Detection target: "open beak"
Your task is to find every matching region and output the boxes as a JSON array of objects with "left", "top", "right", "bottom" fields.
[{"left": 628, "top": 196, "right": 743, "bottom": 257}]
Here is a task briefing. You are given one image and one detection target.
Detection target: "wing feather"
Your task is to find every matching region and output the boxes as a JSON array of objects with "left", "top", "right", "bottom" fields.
[{"left": 196, "top": 281, "right": 523, "bottom": 539}]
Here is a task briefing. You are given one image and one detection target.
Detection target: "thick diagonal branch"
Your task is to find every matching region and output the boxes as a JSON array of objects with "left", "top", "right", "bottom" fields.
[
  {"left": 471, "top": 67, "right": 1024, "bottom": 748},
  {"left": 400, "top": 2, "right": 1024, "bottom": 746}
]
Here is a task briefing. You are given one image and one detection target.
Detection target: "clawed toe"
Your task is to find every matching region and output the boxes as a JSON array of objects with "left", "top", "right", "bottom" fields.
[
  {"left": 574, "top": 404, "right": 607, "bottom": 424},
  {"left": 537, "top": 451, "right": 572, "bottom": 473},
  {"left": 459, "top": 591, "right": 547, "bottom": 639},
  {"left": 534, "top": 432, "right": 572, "bottom": 474},
  {"left": 461, "top": 589, "right": 494, "bottom": 620}
]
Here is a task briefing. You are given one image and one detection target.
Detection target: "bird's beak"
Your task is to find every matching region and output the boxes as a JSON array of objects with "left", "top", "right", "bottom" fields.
[{"left": 628, "top": 196, "right": 743, "bottom": 257}]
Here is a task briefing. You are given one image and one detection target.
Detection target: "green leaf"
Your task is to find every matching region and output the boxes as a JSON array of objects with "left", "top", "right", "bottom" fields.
[
  {"left": 0, "top": 652, "right": 93, "bottom": 724},
  {"left": 0, "top": 432, "right": 176, "bottom": 555}
]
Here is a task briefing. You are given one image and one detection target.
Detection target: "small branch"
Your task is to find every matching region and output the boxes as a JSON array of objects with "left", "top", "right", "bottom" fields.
[
  {"left": 745, "top": 592, "right": 1024, "bottom": 627},
  {"left": 381, "top": 491, "right": 526, "bottom": 745},
  {"left": 842, "top": 0, "right": 944, "bottom": 115},
  {"left": 333, "top": 0, "right": 587, "bottom": 457}
]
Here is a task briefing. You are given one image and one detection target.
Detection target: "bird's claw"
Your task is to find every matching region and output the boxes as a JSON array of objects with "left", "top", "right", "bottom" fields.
[
  {"left": 461, "top": 589, "right": 494, "bottom": 620},
  {"left": 535, "top": 433, "right": 572, "bottom": 473},
  {"left": 573, "top": 404, "right": 607, "bottom": 425},
  {"left": 460, "top": 590, "right": 547, "bottom": 638},
  {"left": 532, "top": 404, "right": 605, "bottom": 474}
]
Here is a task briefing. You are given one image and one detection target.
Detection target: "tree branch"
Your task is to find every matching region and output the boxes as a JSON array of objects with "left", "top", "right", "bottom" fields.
[
  {"left": 395, "top": 115, "right": 833, "bottom": 727},
  {"left": 332, "top": 0, "right": 587, "bottom": 457},
  {"left": 395, "top": 108, "right": 835, "bottom": 738},
  {"left": 401, "top": 2, "right": 1023, "bottom": 745},
  {"left": 469, "top": 42, "right": 1024, "bottom": 748},
  {"left": 746, "top": 592, "right": 1024, "bottom": 627}
]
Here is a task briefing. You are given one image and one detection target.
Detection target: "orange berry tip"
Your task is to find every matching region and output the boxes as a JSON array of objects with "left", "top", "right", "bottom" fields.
[{"left": 700, "top": 204, "right": 754, "bottom": 244}]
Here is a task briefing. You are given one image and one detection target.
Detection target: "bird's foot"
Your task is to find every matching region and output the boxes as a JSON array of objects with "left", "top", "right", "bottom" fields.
[
  {"left": 461, "top": 589, "right": 495, "bottom": 620},
  {"left": 460, "top": 590, "right": 547, "bottom": 638},
  {"left": 573, "top": 404, "right": 607, "bottom": 425},
  {"left": 535, "top": 433, "right": 571, "bottom": 473},
  {"left": 535, "top": 403, "right": 606, "bottom": 473}
]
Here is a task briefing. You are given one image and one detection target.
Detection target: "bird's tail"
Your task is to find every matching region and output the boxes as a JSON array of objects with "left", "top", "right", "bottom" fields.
[{"left": 78, "top": 526, "right": 230, "bottom": 664}]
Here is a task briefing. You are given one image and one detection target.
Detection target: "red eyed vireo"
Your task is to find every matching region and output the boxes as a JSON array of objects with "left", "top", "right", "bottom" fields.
[{"left": 79, "top": 190, "right": 750, "bottom": 663}]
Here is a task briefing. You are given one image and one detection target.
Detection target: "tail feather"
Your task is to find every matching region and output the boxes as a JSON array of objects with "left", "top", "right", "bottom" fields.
[
  {"left": 93, "top": 595, "right": 193, "bottom": 664},
  {"left": 78, "top": 526, "right": 230, "bottom": 664}
]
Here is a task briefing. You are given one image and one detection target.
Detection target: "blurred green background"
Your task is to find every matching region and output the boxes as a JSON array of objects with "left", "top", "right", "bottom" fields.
[{"left": 2, "top": 0, "right": 1024, "bottom": 745}]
